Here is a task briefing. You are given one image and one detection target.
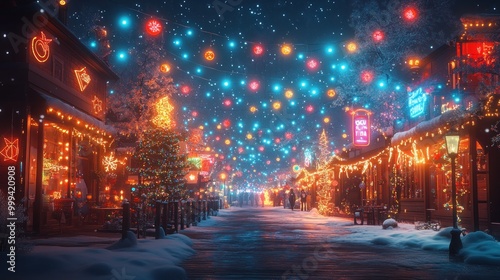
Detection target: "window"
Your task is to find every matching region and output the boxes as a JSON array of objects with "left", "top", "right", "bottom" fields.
[
  {"left": 42, "top": 122, "right": 70, "bottom": 199},
  {"left": 53, "top": 56, "right": 64, "bottom": 82}
]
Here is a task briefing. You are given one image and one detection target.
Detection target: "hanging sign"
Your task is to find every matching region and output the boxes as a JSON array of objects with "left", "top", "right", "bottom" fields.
[
  {"left": 351, "top": 109, "right": 371, "bottom": 147},
  {"left": 408, "top": 87, "right": 426, "bottom": 118}
]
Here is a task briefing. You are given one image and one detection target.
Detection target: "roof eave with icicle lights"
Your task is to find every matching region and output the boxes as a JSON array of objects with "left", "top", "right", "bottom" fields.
[{"left": 460, "top": 14, "right": 500, "bottom": 39}]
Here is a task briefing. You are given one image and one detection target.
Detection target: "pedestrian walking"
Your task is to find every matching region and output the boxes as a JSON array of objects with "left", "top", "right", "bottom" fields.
[
  {"left": 289, "top": 189, "right": 296, "bottom": 211},
  {"left": 300, "top": 189, "right": 307, "bottom": 211},
  {"left": 260, "top": 192, "right": 265, "bottom": 207}
]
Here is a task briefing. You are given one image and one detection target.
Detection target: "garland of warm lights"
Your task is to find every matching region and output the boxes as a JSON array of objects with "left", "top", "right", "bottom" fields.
[{"left": 45, "top": 107, "right": 114, "bottom": 151}]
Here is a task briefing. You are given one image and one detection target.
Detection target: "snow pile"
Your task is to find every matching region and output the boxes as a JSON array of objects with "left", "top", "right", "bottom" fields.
[
  {"left": 2, "top": 233, "right": 195, "bottom": 280},
  {"left": 460, "top": 231, "right": 500, "bottom": 265},
  {"left": 382, "top": 218, "right": 398, "bottom": 229},
  {"left": 106, "top": 230, "right": 138, "bottom": 250},
  {"left": 308, "top": 208, "right": 322, "bottom": 217},
  {"left": 321, "top": 211, "right": 500, "bottom": 265}
]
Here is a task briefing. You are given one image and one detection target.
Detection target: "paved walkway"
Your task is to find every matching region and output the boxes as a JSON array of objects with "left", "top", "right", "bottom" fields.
[{"left": 181, "top": 206, "right": 500, "bottom": 280}]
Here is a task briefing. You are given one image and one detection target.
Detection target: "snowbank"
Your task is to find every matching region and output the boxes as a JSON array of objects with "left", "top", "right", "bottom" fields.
[
  {"left": 2, "top": 233, "right": 195, "bottom": 280},
  {"left": 254, "top": 207, "right": 500, "bottom": 266}
]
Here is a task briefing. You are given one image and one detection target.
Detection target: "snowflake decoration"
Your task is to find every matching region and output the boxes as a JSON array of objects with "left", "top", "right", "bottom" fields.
[
  {"left": 102, "top": 153, "right": 118, "bottom": 172},
  {"left": 146, "top": 19, "right": 162, "bottom": 36}
]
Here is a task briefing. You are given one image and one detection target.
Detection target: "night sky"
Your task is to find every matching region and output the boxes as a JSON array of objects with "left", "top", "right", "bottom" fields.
[{"left": 66, "top": 0, "right": 497, "bottom": 187}]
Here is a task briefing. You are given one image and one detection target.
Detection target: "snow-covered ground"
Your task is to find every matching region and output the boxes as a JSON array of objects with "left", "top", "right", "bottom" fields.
[
  {"left": 189, "top": 206, "right": 500, "bottom": 266},
  {"left": 1, "top": 231, "right": 195, "bottom": 280},
  {"left": 2, "top": 207, "right": 499, "bottom": 280},
  {"left": 302, "top": 208, "right": 500, "bottom": 266}
]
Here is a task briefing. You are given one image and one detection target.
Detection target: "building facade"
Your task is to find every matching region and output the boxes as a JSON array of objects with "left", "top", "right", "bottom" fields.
[
  {"left": 319, "top": 14, "right": 500, "bottom": 236},
  {"left": 0, "top": 1, "right": 118, "bottom": 233}
]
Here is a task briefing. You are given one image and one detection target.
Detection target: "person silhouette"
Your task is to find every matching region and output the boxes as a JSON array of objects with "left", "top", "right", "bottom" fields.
[
  {"left": 300, "top": 189, "right": 307, "bottom": 211},
  {"left": 288, "top": 189, "right": 296, "bottom": 211}
]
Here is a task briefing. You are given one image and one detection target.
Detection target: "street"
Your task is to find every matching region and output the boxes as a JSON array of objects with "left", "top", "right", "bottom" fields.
[{"left": 181, "top": 207, "right": 500, "bottom": 280}]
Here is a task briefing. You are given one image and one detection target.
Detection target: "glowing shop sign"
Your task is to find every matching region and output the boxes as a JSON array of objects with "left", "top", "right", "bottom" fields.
[
  {"left": 408, "top": 87, "right": 426, "bottom": 118},
  {"left": 74, "top": 67, "right": 91, "bottom": 91},
  {"left": 0, "top": 138, "right": 19, "bottom": 162},
  {"left": 351, "top": 109, "right": 371, "bottom": 147},
  {"left": 31, "top": 31, "right": 52, "bottom": 63}
]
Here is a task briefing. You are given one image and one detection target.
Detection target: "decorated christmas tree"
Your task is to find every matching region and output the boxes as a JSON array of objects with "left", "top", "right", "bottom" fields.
[
  {"left": 315, "top": 130, "right": 333, "bottom": 215},
  {"left": 317, "top": 129, "right": 330, "bottom": 166},
  {"left": 131, "top": 126, "right": 189, "bottom": 202},
  {"left": 106, "top": 37, "right": 178, "bottom": 140}
]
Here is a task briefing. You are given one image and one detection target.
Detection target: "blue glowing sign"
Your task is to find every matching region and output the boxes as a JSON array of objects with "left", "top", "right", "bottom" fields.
[{"left": 408, "top": 88, "right": 427, "bottom": 118}]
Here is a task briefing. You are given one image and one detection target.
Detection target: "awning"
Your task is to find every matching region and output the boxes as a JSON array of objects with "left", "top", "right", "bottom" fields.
[
  {"left": 391, "top": 110, "right": 470, "bottom": 145},
  {"left": 34, "top": 91, "right": 116, "bottom": 135}
]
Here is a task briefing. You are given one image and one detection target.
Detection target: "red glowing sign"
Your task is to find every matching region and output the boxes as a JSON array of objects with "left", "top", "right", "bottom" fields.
[
  {"left": 31, "top": 31, "right": 52, "bottom": 63},
  {"left": 146, "top": 19, "right": 162, "bottom": 36},
  {"left": 351, "top": 109, "right": 371, "bottom": 147},
  {"left": 1, "top": 138, "right": 19, "bottom": 162},
  {"left": 460, "top": 42, "right": 496, "bottom": 65},
  {"left": 222, "top": 119, "right": 231, "bottom": 128},
  {"left": 223, "top": 99, "right": 232, "bottom": 107},
  {"left": 306, "top": 105, "right": 314, "bottom": 113}
]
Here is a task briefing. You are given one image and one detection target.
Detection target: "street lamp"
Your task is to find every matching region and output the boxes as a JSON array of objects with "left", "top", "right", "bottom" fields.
[
  {"left": 220, "top": 173, "right": 227, "bottom": 208},
  {"left": 444, "top": 132, "right": 463, "bottom": 259}
]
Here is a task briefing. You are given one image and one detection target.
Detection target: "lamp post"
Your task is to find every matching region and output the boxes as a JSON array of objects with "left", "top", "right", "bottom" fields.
[
  {"left": 220, "top": 173, "right": 227, "bottom": 208},
  {"left": 445, "top": 132, "right": 463, "bottom": 259}
]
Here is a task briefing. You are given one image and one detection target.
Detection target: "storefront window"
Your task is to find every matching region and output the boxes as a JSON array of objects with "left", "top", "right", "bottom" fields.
[
  {"left": 42, "top": 123, "right": 70, "bottom": 199},
  {"left": 399, "top": 156, "right": 424, "bottom": 199},
  {"left": 430, "top": 139, "right": 471, "bottom": 213}
]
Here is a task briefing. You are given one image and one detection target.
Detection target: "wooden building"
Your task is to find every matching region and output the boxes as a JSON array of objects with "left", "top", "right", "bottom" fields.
[
  {"left": 324, "top": 15, "right": 499, "bottom": 236},
  {"left": 0, "top": 1, "right": 118, "bottom": 233}
]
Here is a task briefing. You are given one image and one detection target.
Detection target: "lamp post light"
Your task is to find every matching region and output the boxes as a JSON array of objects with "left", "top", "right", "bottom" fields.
[
  {"left": 444, "top": 132, "right": 463, "bottom": 259},
  {"left": 220, "top": 173, "right": 227, "bottom": 208}
]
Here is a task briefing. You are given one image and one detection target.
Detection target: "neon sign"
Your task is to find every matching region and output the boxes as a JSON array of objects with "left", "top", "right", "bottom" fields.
[
  {"left": 0, "top": 138, "right": 19, "bottom": 162},
  {"left": 351, "top": 109, "right": 371, "bottom": 147},
  {"left": 461, "top": 42, "right": 496, "bottom": 65},
  {"left": 408, "top": 87, "right": 427, "bottom": 118},
  {"left": 74, "top": 67, "right": 91, "bottom": 91},
  {"left": 31, "top": 31, "right": 52, "bottom": 63},
  {"left": 92, "top": 95, "right": 103, "bottom": 114}
]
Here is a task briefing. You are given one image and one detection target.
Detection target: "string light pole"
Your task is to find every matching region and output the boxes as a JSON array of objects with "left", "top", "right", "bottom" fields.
[{"left": 445, "top": 131, "right": 463, "bottom": 259}]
